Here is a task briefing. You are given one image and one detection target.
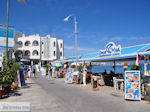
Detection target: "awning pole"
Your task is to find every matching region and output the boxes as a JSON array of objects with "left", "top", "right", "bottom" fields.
[
  {"left": 144, "top": 56, "right": 148, "bottom": 76},
  {"left": 136, "top": 53, "right": 139, "bottom": 66},
  {"left": 114, "top": 61, "right": 116, "bottom": 74}
]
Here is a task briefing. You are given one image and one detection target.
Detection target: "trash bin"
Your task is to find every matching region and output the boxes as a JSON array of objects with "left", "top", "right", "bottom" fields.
[{"left": 91, "top": 75, "right": 99, "bottom": 91}]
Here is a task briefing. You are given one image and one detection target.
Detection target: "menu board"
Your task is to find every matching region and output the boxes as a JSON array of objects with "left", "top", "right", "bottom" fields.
[
  {"left": 65, "top": 68, "right": 74, "bottom": 84},
  {"left": 125, "top": 71, "right": 141, "bottom": 100}
]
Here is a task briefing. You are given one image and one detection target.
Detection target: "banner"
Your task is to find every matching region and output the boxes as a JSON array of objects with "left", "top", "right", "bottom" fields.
[
  {"left": 65, "top": 68, "right": 74, "bottom": 83},
  {"left": 0, "top": 27, "right": 14, "bottom": 48},
  {"left": 125, "top": 71, "right": 141, "bottom": 100}
]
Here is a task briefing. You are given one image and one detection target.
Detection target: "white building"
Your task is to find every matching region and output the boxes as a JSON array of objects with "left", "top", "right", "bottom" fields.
[{"left": 16, "top": 34, "right": 64, "bottom": 65}]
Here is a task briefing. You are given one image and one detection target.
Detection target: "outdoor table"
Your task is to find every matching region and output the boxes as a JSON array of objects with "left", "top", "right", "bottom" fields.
[{"left": 113, "top": 78, "right": 124, "bottom": 92}]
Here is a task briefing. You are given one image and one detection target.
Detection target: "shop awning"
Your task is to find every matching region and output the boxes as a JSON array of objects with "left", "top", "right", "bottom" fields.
[{"left": 67, "top": 43, "right": 150, "bottom": 62}]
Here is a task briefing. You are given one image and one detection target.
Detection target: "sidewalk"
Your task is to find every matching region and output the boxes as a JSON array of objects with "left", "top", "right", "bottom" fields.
[{"left": 1, "top": 78, "right": 66, "bottom": 112}]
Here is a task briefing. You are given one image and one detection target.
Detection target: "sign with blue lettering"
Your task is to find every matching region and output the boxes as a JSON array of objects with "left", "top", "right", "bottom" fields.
[
  {"left": 99, "top": 42, "right": 121, "bottom": 57},
  {"left": 0, "top": 27, "right": 14, "bottom": 48}
]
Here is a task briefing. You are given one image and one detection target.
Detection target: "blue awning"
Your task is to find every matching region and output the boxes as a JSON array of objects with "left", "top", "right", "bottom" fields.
[{"left": 67, "top": 43, "right": 150, "bottom": 62}]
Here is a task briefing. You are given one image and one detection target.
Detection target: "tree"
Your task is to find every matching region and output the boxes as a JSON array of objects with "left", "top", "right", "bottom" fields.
[{"left": 14, "top": 50, "right": 23, "bottom": 62}]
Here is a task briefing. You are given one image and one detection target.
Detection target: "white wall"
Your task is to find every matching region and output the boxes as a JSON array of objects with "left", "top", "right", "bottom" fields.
[
  {"left": 17, "top": 34, "right": 40, "bottom": 60},
  {"left": 57, "top": 39, "right": 64, "bottom": 59},
  {"left": 17, "top": 34, "right": 64, "bottom": 62}
]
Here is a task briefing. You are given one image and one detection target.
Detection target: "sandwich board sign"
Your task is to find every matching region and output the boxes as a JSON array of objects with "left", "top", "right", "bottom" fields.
[
  {"left": 65, "top": 68, "right": 74, "bottom": 84},
  {"left": 125, "top": 71, "right": 141, "bottom": 100}
]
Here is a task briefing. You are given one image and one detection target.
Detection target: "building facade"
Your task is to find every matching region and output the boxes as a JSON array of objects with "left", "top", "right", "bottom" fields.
[{"left": 16, "top": 34, "right": 64, "bottom": 65}]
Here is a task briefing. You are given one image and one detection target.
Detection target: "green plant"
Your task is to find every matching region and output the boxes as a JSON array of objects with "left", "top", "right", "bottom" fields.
[
  {"left": 130, "top": 64, "right": 142, "bottom": 70},
  {"left": 0, "top": 59, "right": 21, "bottom": 89},
  {"left": 14, "top": 50, "right": 23, "bottom": 62},
  {"left": 77, "top": 64, "right": 83, "bottom": 72},
  {"left": 130, "top": 64, "right": 143, "bottom": 79}
]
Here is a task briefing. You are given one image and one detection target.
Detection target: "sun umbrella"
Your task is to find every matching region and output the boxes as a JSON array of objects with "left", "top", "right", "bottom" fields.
[
  {"left": 52, "top": 63, "right": 62, "bottom": 67},
  {"left": 18, "top": 62, "right": 24, "bottom": 66}
]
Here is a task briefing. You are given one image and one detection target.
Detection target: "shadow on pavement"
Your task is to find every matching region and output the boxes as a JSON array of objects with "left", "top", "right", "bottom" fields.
[
  {"left": 2, "top": 90, "right": 22, "bottom": 99},
  {"left": 48, "top": 82, "right": 55, "bottom": 84}
]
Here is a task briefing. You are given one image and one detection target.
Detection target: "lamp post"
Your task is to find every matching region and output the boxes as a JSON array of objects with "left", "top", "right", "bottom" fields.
[
  {"left": 64, "top": 14, "right": 78, "bottom": 70},
  {"left": 6, "top": 0, "right": 9, "bottom": 60}
]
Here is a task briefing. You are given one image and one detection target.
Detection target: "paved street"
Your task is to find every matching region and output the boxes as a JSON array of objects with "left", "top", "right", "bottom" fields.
[{"left": 2, "top": 73, "right": 150, "bottom": 112}]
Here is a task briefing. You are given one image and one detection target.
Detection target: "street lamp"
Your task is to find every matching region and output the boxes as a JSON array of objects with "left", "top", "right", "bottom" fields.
[
  {"left": 5, "top": 0, "right": 26, "bottom": 60},
  {"left": 64, "top": 14, "right": 78, "bottom": 70}
]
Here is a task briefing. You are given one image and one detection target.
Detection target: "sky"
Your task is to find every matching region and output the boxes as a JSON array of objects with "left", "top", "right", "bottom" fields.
[{"left": 1, "top": 0, "right": 150, "bottom": 58}]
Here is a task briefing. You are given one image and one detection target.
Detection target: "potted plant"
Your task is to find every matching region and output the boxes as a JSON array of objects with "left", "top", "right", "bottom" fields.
[
  {"left": 0, "top": 81, "right": 4, "bottom": 99},
  {"left": 0, "top": 59, "right": 20, "bottom": 94}
]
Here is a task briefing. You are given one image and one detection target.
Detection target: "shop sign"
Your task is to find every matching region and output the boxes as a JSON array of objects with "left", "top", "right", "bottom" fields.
[
  {"left": 125, "top": 71, "right": 141, "bottom": 100},
  {"left": 99, "top": 42, "right": 121, "bottom": 57},
  {"left": 0, "top": 27, "right": 14, "bottom": 48}
]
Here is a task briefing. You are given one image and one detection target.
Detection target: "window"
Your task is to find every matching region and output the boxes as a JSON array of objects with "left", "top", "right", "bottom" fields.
[
  {"left": 53, "top": 42, "right": 55, "bottom": 47},
  {"left": 32, "top": 40, "right": 39, "bottom": 46},
  {"left": 54, "top": 51, "right": 55, "bottom": 56},
  {"left": 60, "top": 43, "right": 62, "bottom": 48},
  {"left": 32, "top": 50, "right": 39, "bottom": 56},
  {"left": 60, "top": 52, "right": 62, "bottom": 56},
  {"left": 18, "top": 41, "right": 23, "bottom": 47},
  {"left": 24, "top": 50, "right": 30, "bottom": 56},
  {"left": 25, "top": 41, "right": 31, "bottom": 46}
]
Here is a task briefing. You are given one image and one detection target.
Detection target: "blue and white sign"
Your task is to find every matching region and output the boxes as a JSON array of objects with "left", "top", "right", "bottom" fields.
[
  {"left": 65, "top": 68, "right": 74, "bottom": 84},
  {"left": 0, "top": 27, "right": 14, "bottom": 48},
  {"left": 125, "top": 71, "right": 141, "bottom": 100},
  {"left": 99, "top": 42, "right": 121, "bottom": 57}
]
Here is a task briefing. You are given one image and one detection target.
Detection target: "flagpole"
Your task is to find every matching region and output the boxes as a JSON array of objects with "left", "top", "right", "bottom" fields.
[{"left": 136, "top": 53, "right": 139, "bottom": 66}]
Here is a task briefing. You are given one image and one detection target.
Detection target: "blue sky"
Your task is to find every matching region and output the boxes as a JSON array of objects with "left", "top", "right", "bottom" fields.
[{"left": 1, "top": 0, "right": 150, "bottom": 58}]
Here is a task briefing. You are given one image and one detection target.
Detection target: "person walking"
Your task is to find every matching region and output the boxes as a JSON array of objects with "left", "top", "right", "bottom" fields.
[
  {"left": 32, "top": 65, "right": 36, "bottom": 78},
  {"left": 48, "top": 63, "right": 52, "bottom": 80},
  {"left": 83, "top": 64, "right": 87, "bottom": 85},
  {"left": 28, "top": 66, "right": 32, "bottom": 78},
  {"left": 23, "top": 65, "right": 27, "bottom": 79}
]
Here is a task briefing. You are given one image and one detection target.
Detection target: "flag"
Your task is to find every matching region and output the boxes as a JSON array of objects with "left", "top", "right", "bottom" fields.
[
  {"left": 138, "top": 54, "right": 142, "bottom": 64},
  {"left": 136, "top": 54, "right": 142, "bottom": 66}
]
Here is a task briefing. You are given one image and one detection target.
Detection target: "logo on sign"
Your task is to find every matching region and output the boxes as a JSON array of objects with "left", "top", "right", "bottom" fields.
[{"left": 99, "top": 42, "right": 121, "bottom": 57}]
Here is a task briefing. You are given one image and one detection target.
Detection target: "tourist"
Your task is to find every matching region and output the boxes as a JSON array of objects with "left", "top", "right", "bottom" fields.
[
  {"left": 23, "top": 65, "right": 27, "bottom": 79},
  {"left": 48, "top": 63, "right": 52, "bottom": 80},
  {"left": 83, "top": 64, "right": 87, "bottom": 85},
  {"left": 28, "top": 66, "right": 32, "bottom": 78},
  {"left": 32, "top": 65, "right": 36, "bottom": 78}
]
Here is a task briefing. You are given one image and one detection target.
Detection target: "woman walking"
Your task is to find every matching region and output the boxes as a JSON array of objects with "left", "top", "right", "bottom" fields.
[
  {"left": 28, "top": 66, "right": 32, "bottom": 78},
  {"left": 32, "top": 65, "right": 36, "bottom": 78},
  {"left": 48, "top": 63, "right": 52, "bottom": 80}
]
